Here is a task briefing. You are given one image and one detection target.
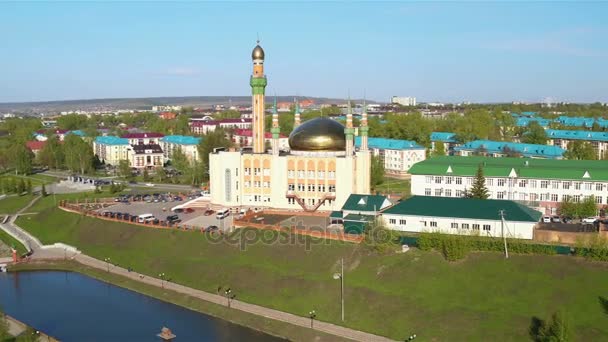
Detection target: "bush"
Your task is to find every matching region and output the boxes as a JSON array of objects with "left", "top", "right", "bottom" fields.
[
  {"left": 575, "top": 235, "right": 608, "bottom": 261},
  {"left": 417, "top": 232, "right": 557, "bottom": 261}
]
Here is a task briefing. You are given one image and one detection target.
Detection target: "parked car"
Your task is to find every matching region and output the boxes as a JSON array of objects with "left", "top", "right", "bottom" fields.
[
  {"left": 174, "top": 196, "right": 182, "bottom": 201},
  {"left": 204, "top": 209, "right": 215, "bottom": 216},
  {"left": 551, "top": 216, "right": 561, "bottom": 223},
  {"left": 166, "top": 214, "right": 181, "bottom": 223},
  {"left": 582, "top": 217, "right": 598, "bottom": 224},
  {"left": 205, "top": 225, "right": 219, "bottom": 232},
  {"left": 562, "top": 217, "right": 573, "bottom": 224},
  {"left": 541, "top": 216, "right": 551, "bottom": 223}
]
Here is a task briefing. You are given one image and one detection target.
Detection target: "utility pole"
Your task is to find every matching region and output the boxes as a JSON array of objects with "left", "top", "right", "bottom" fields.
[{"left": 500, "top": 210, "right": 509, "bottom": 259}]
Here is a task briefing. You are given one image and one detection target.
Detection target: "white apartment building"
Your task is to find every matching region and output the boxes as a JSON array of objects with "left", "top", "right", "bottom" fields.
[
  {"left": 122, "top": 132, "right": 164, "bottom": 145},
  {"left": 160, "top": 135, "right": 201, "bottom": 163},
  {"left": 93, "top": 136, "right": 130, "bottom": 166},
  {"left": 391, "top": 96, "right": 417, "bottom": 106},
  {"left": 355, "top": 137, "right": 426, "bottom": 178},
  {"left": 409, "top": 156, "right": 608, "bottom": 215},
  {"left": 546, "top": 129, "right": 608, "bottom": 160}
]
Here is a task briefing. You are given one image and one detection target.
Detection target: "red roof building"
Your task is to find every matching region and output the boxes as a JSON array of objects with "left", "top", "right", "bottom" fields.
[
  {"left": 231, "top": 129, "right": 289, "bottom": 150},
  {"left": 159, "top": 112, "right": 177, "bottom": 120}
]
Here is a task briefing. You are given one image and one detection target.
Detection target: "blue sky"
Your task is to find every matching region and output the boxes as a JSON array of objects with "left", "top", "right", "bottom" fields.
[{"left": 1, "top": 1, "right": 607, "bottom": 103}]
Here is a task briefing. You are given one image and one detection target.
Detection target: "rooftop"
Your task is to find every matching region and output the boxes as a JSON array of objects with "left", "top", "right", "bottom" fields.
[
  {"left": 382, "top": 196, "right": 542, "bottom": 222},
  {"left": 131, "top": 144, "right": 163, "bottom": 154},
  {"left": 355, "top": 137, "right": 423, "bottom": 150},
  {"left": 122, "top": 132, "right": 164, "bottom": 139},
  {"left": 430, "top": 132, "right": 457, "bottom": 143},
  {"left": 161, "top": 135, "right": 201, "bottom": 145},
  {"left": 233, "top": 128, "right": 286, "bottom": 138},
  {"left": 455, "top": 140, "right": 565, "bottom": 158},
  {"left": 409, "top": 156, "right": 608, "bottom": 181},
  {"left": 342, "top": 194, "right": 390, "bottom": 212},
  {"left": 94, "top": 136, "right": 129, "bottom": 145},
  {"left": 546, "top": 129, "right": 608, "bottom": 142}
]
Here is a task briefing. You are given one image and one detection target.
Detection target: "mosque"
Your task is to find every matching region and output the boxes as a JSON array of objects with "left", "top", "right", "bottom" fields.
[{"left": 209, "top": 42, "right": 371, "bottom": 211}]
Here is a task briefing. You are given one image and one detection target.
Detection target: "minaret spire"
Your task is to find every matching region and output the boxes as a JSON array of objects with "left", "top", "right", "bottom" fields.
[
  {"left": 345, "top": 94, "right": 354, "bottom": 156},
  {"left": 294, "top": 98, "right": 301, "bottom": 128},
  {"left": 360, "top": 94, "right": 369, "bottom": 151},
  {"left": 250, "top": 41, "right": 267, "bottom": 153},
  {"left": 271, "top": 95, "right": 280, "bottom": 156}
]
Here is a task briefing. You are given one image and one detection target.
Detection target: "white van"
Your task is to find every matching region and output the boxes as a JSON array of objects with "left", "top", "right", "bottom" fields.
[
  {"left": 138, "top": 213, "right": 155, "bottom": 223},
  {"left": 216, "top": 208, "right": 230, "bottom": 220}
]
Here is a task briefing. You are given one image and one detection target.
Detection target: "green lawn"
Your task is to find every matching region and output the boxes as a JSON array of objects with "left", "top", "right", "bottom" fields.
[
  {"left": 374, "top": 177, "right": 411, "bottom": 198},
  {"left": 0, "top": 195, "right": 36, "bottom": 215},
  {"left": 15, "top": 207, "right": 608, "bottom": 341},
  {"left": 0, "top": 227, "right": 28, "bottom": 255}
]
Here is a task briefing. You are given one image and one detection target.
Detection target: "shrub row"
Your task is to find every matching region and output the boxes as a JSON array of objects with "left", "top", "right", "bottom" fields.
[
  {"left": 417, "top": 232, "right": 556, "bottom": 261},
  {"left": 574, "top": 235, "right": 608, "bottom": 261}
]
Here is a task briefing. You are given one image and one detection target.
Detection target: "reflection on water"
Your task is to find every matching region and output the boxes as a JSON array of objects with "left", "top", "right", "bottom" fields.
[{"left": 0, "top": 271, "right": 284, "bottom": 342}]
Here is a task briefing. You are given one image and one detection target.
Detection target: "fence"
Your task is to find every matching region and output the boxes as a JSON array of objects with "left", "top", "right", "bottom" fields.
[{"left": 233, "top": 218, "right": 364, "bottom": 243}]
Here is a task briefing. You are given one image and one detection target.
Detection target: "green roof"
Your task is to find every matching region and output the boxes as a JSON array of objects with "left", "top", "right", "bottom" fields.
[
  {"left": 342, "top": 194, "right": 388, "bottom": 212},
  {"left": 382, "top": 196, "right": 542, "bottom": 222},
  {"left": 330, "top": 211, "right": 343, "bottom": 219},
  {"left": 409, "top": 156, "right": 608, "bottom": 181}
]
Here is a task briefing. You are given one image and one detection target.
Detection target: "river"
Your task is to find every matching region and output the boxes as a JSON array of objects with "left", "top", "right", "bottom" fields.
[{"left": 0, "top": 271, "right": 285, "bottom": 341}]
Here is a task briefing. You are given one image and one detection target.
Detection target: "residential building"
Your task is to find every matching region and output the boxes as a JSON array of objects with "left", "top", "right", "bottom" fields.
[
  {"left": 430, "top": 132, "right": 459, "bottom": 154},
  {"left": 391, "top": 96, "right": 416, "bottom": 106},
  {"left": 160, "top": 135, "right": 201, "bottom": 163},
  {"left": 382, "top": 196, "right": 541, "bottom": 239},
  {"left": 410, "top": 156, "right": 608, "bottom": 214},
  {"left": 159, "top": 112, "right": 177, "bottom": 120},
  {"left": 34, "top": 129, "right": 69, "bottom": 141},
  {"left": 454, "top": 140, "right": 565, "bottom": 159},
  {"left": 189, "top": 118, "right": 252, "bottom": 135},
  {"left": 546, "top": 129, "right": 608, "bottom": 159},
  {"left": 230, "top": 129, "right": 289, "bottom": 151},
  {"left": 25, "top": 141, "right": 47, "bottom": 157},
  {"left": 122, "top": 132, "right": 164, "bottom": 146},
  {"left": 355, "top": 136, "right": 426, "bottom": 178},
  {"left": 93, "top": 136, "right": 130, "bottom": 166},
  {"left": 127, "top": 144, "right": 164, "bottom": 169},
  {"left": 152, "top": 105, "right": 182, "bottom": 112}
]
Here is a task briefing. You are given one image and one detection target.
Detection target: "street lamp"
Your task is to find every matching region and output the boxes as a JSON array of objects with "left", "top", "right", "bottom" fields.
[
  {"left": 332, "top": 258, "right": 345, "bottom": 322},
  {"left": 308, "top": 310, "right": 316, "bottom": 329},
  {"left": 104, "top": 257, "right": 111, "bottom": 272},
  {"left": 406, "top": 334, "right": 417, "bottom": 341},
  {"left": 224, "top": 288, "right": 236, "bottom": 308},
  {"left": 159, "top": 273, "right": 166, "bottom": 288}
]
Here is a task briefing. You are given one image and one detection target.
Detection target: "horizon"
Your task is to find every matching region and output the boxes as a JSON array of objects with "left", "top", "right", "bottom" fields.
[{"left": 1, "top": 2, "right": 607, "bottom": 104}]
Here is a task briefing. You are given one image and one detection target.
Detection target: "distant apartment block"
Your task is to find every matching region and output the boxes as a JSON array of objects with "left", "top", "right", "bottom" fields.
[
  {"left": 230, "top": 129, "right": 289, "bottom": 151},
  {"left": 355, "top": 137, "right": 426, "bottom": 178},
  {"left": 160, "top": 135, "right": 201, "bottom": 163},
  {"left": 391, "top": 96, "right": 416, "bottom": 106},
  {"left": 546, "top": 129, "right": 608, "bottom": 159},
  {"left": 454, "top": 140, "right": 565, "bottom": 159},
  {"left": 152, "top": 105, "right": 182, "bottom": 112},
  {"left": 430, "top": 132, "right": 459, "bottom": 154},
  {"left": 189, "top": 118, "right": 252, "bottom": 135},
  {"left": 93, "top": 136, "right": 130, "bottom": 166}
]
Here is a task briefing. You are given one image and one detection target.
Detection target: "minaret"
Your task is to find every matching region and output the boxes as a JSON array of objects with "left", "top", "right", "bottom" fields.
[
  {"left": 271, "top": 96, "right": 280, "bottom": 156},
  {"left": 294, "top": 99, "right": 301, "bottom": 128},
  {"left": 360, "top": 98, "right": 369, "bottom": 151},
  {"left": 250, "top": 41, "right": 267, "bottom": 153},
  {"left": 345, "top": 97, "right": 354, "bottom": 156}
]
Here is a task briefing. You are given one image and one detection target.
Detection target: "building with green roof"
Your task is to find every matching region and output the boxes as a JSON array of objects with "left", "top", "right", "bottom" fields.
[
  {"left": 381, "top": 196, "right": 542, "bottom": 239},
  {"left": 409, "top": 156, "right": 608, "bottom": 215}
]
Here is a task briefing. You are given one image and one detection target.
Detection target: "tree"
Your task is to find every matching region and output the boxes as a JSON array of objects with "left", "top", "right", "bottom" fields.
[
  {"left": 12, "top": 144, "right": 34, "bottom": 175},
  {"left": 469, "top": 164, "right": 489, "bottom": 199},
  {"left": 37, "top": 135, "right": 64, "bottom": 170},
  {"left": 17, "top": 179, "right": 26, "bottom": 194},
  {"left": 521, "top": 121, "right": 547, "bottom": 145},
  {"left": 532, "top": 310, "right": 571, "bottom": 342},
  {"left": 143, "top": 169, "right": 150, "bottom": 182},
  {"left": 197, "top": 129, "right": 234, "bottom": 181},
  {"left": 370, "top": 155, "right": 385, "bottom": 190},
  {"left": 155, "top": 166, "right": 167, "bottom": 183},
  {"left": 41, "top": 183, "right": 47, "bottom": 197},
  {"left": 118, "top": 160, "right": 132, "bottom": 180},
  {"left": 26, "top": 179, "right": 32, "bottom": 195},
  {"left": 433, "top": 142, "right": 446, "bottom": 157},
  {"left": 579, "top": 196, "right": 598, "bottom": 218},
  {"left": 63, "top": 135, "right": 94, "bottom": 174},
  {"left": 558, "top": 196, "right": 577, "bottom": 218},
  {"left": 564, "top": 141, "right": 596, "bottom": 160}
]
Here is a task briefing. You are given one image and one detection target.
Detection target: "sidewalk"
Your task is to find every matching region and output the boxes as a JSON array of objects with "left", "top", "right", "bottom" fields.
[{"left": 3, "top": 203, "right": 395, "bottom": 342}]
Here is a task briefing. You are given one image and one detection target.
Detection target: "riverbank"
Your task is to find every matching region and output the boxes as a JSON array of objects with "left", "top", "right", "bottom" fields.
[
  {"left": 3, "top": 313, "right": 59, "bottom": 342},
  {"left": 9, "top": 260, "right": 350, "bottom": 342}
]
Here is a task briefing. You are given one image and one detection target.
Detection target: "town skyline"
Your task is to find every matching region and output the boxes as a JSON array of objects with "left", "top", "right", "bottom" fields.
[{"left": 1, "top": 2, "right": 607, "bottom": 104}]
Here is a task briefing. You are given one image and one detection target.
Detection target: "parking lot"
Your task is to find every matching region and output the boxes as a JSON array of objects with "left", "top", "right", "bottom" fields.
[{"left": 96, "top": 201, "right": 234, "bottom": 232}]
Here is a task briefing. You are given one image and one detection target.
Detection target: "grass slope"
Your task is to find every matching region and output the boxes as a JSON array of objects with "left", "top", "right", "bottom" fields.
[
  {"left": 16, "top": 207, "right": 608, "bottom": 341},
  {"left": 0, "top": 195, "right": 35, "bottom": 215}
]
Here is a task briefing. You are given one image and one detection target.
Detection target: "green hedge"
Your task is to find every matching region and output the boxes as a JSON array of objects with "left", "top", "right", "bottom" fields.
[
  {"left": 575, "top": 235, "right": 608, "bottom": 262},
  {"left": 417, "top": 232, "right": 556, "bottom": 261}
]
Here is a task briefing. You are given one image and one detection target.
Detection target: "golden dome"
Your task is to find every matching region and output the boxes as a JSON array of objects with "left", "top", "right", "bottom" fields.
[
  {"left": 288, "top": 117, "right": 346, "bottom": 152},
  {"left": 252, "top": 44, "right": 265, "bottom": 60}
]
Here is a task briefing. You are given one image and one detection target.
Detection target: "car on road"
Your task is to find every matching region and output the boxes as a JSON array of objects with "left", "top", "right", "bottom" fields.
[
  {"left": 204, "top": 209, "right": 215, "bottom": 216},
  {"left": 541, "top": 216, "right": 551, "bottom": 223},
  {"left": 145, "top": 183, "right": 155, "bottom": 187},
  {"left": 582, "top": 217, "right": 598, "bottom": 224}
]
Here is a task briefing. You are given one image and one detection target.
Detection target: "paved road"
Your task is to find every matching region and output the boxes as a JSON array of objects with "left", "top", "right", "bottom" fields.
[{"left": 2, "top": 199, "right": 395, "bottom": 342}]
